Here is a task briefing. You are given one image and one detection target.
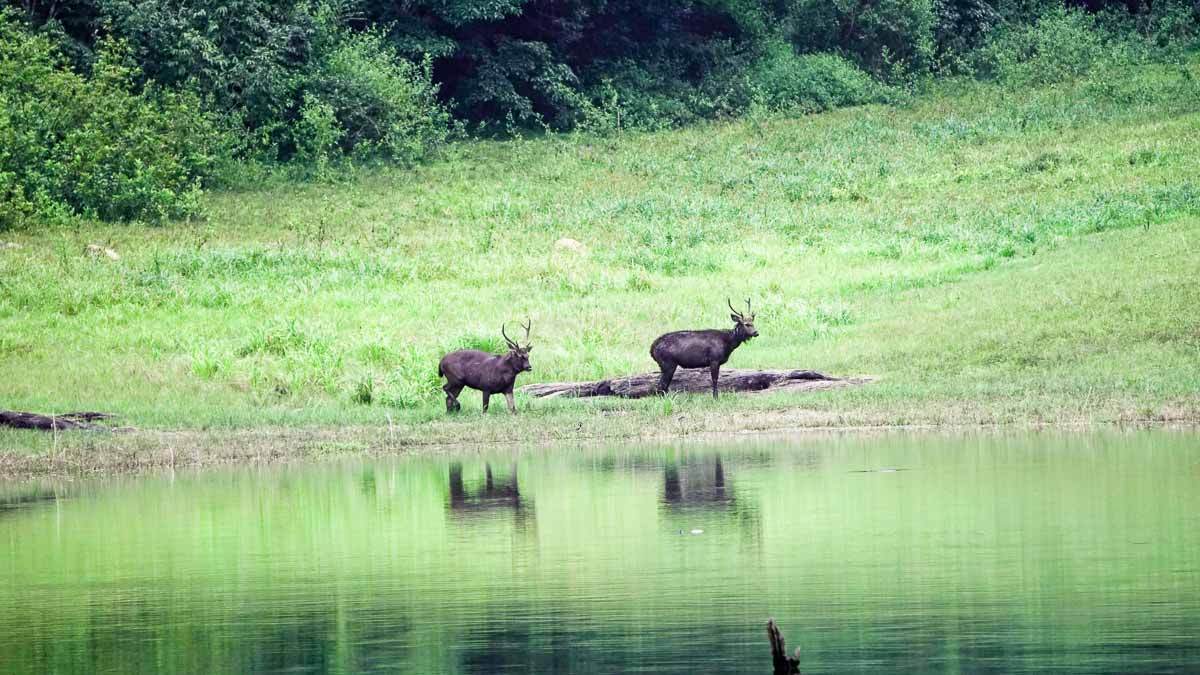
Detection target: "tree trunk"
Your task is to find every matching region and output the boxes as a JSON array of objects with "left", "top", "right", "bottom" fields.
[
  {"left": 0, "top": 410, "right": 116, "bottom": 431},
  {"left": 519, "top": 368, "right": 869, "bottom": 399},
  {"left": 767, "top": 619, "right": 801, "bottom": 674}
]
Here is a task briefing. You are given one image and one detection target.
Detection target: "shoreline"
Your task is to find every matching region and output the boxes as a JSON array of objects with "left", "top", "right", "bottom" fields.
[{"left": 3, "top": 411, "right": 1196, "bottom": 482}]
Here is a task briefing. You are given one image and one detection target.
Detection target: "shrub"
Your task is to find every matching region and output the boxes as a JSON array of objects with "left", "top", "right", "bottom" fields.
[
  {"left": 973, "top": 8, "right": 1126, "bottom": 85},
  {"left": 94, "top": 0, "right": 450, "bottom": 166},
  {"left": 783, "top": 0, "right": 938, "bottom": 76},
  {"left": 579, "top": 62, "right": 715, "bottom": 132},
  {"left": 576, "top": 42, "right": 892, "bottom": 132},
  {"left": 292, "top": 94, "right": 342, "bottom": 170},
  {"left": 745, "top": 44, "right": 887, "bottom": 113},
  {"left": 94, "top": 0, "right": 306, "bottom": 159},
  {"left": 1143, "top": 0, "right": 1200, "bottom": 51},
  {"left": 0, "top": 12, "right": 230, "bottom": 226},
  {"left": 932, "top": 0, "right": 1001, "bottom": 73},
  {"left": 303, "top": 30, "right": 451, "bottom": 163},
  {"left": 453, "top": 38, "right": 587, "bottom": 130}
]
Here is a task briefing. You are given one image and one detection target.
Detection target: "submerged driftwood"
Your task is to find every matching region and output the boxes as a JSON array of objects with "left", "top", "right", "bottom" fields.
[
  {"left": 767, "top": 619, "right": 801, "bottom": 674},
  {"left": 519, "top": 368, "right": 869, "bottom": 399},
  {"left": 0, "top": 410, "right": 117, "bottom": 431}
]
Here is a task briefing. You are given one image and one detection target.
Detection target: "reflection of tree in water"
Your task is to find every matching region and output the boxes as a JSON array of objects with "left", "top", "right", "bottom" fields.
[
  {"left": 454, "top": 613, "right": 659, "bottom": 675},
  {"left": 447, "top": 462, "right": 535, "bottom": 532},
  {"left": 208, "top": 605, "right": 415, "bottom": 673},
  {"left": 243, "top": 610, "right": 339, "bottom": 673},
  {"left": 8, "top": 594, "right": 417, "bottom": 674}
]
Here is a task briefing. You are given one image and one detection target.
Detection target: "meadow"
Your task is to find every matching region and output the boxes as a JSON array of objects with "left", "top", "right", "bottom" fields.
[{"left": 1, "top": 57, "right": 1199, "bottom": 473}]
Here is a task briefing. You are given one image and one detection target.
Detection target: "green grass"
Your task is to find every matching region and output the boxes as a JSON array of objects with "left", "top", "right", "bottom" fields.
[{"left": 1, "top": 58, "right": 1199, "bottom": 470}]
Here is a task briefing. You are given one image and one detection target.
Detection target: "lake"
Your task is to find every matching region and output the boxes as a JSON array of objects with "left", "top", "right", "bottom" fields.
[{"left": 2, "top": 430, "right": 1198, "bottom": 673}]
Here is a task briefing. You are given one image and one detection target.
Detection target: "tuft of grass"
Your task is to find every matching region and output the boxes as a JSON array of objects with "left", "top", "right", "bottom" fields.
[
  {"left": 351, "top": 376, "right": 375, "bottom": 405},
  {"left": 190, "top": 348, "right": 225, "bottom": 380},
  {"left": 236, "top": 320, "right": 326, "bottom": 358}
]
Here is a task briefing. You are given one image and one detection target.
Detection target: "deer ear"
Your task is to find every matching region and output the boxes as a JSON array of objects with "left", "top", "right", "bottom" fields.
[
  {"left": 730, "top": 313, "right": 742, "bottom": 323},
  {"left": 525, "top": 345, "right": 533, "bottom": 352}
]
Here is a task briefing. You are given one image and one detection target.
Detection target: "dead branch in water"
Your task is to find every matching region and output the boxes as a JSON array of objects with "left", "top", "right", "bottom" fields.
[
  {"left": 519, "top": 368, "right": 870, "bottom": 399},
  {"left": 767, "top": 619, "right": 801, "bottom": 674},
  {"left": 0, "top": 410, "right": 118, "bottom": 431}
]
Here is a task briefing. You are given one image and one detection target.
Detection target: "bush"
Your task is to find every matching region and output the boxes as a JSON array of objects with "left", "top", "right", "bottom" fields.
[
  {"left": 973, "top": 8, "right": 1122, "bottom": 85},
  {"left": 94, "top": 0, "right": 450, "bottom": 166},
  {"left": 302, "top": 30, "right": 451, "bottom": 163},
  {"left": 291, "top": 94, "right": 342, "bottom": 170},
  {"left": 1143, "top": 0, "right": 1200, "bottom": 51},
  {"left": 577, "top": 37, "right": 797, "bottom": 132},
  {"left": 452, "top": 38, "right": 587, "bottom": 130},
  {"left": 0, "top": 11, "right": 230, "bottom": 226},
  {"left": 745, "top": 44, "right": 887, "bottom": 113},
  {"left": 784, "top": 0, "right": 938, "bottom": 76},
  {"left": 94, "top": 0, "right": 306, "bottom": 157},
  {"left": 932, "top": 0, "right": 1001, "bottom": 73},
  {"left": 579, "top": 61, "right": 719, "bottom": 132}
]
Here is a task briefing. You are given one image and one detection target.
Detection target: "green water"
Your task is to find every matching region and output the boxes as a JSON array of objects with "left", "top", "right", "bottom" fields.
[{"left": 1, "top": 430, "right": 1198, "bottom": 673}]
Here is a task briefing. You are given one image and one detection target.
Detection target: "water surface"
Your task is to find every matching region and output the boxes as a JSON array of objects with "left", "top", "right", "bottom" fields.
[{"left": 2, "top": 430, "right": 1199, "bottom": 673}]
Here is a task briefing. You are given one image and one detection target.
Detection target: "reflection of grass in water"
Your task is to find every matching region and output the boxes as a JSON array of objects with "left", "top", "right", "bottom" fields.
[
  {"left": 1, "top": 59, "right": 1199, "bottom": 446},
  {"left": 0, "top": 431, "right": 1198, "bottom": 673}
]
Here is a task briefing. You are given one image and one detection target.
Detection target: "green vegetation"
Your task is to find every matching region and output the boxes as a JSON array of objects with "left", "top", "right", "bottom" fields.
[
  {"left": 1, "top": 53, "right": 1198, "bottom": 473},
  {"left": 2, "top": 1, "right": 1199, "bottom": 223},
  {"left": 0, "top": 19, "right": 229, "bottom": 223}
]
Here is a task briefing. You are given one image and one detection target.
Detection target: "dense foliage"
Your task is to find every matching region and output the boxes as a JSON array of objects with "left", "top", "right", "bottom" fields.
[
  {"left": 1, "top": 0, "right": 1197, "bottom": 224},
  {"left": 1, "top": 13, "right": 227, "bottom": 224}
]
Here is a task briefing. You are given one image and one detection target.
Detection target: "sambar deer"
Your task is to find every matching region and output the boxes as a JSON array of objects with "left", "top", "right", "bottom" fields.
[
  {"left": 438, "top": 320, "right": 533, "bottom": 414},
  {"left": 650, "top": 299, "right": 758, "bottom": 399}
]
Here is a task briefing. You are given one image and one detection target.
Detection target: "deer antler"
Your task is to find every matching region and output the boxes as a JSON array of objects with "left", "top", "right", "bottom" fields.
[
  {"left": 728, "top": 298, "right": 744, "bottom": 319},
  {"left": 521, "top": 319, "right": 532, "bottom": 347},
  {"left": 501, "top": 323, "right": 518, "bottom": 349},
  {"left": 746, "top": 297, "right": 752, "bottom": 316}
]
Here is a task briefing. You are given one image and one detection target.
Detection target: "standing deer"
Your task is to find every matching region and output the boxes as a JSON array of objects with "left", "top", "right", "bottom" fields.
[
  {"left": 650, "top": 299, "right": 758, "bottom": 399},
  {"left": 439, "top": 320, "right": 533, "bottom": 414}
]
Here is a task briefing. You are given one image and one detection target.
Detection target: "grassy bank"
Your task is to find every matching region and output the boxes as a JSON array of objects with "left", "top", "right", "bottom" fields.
[{"left": 2, "top": 58, "right": 1199, "bottom": 474}]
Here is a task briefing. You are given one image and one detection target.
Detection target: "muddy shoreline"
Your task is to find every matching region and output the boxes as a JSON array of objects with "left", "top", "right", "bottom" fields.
[{"left": 3, "top": 415, "right": 1196, "bottom": 482}]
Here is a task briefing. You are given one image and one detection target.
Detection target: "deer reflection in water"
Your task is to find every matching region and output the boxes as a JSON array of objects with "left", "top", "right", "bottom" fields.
[
  {"left": 447, "top": 462, "right": 531, "bottom": 524},
  {"left": 663, "top": 454, "right": 734, "bottom": 511},
  {"left": 660, "top": 453, "right": 764, "bottom": 548}
]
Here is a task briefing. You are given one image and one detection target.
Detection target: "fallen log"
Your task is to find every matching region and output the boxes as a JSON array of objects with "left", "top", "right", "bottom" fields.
[
  {"left": 519, "top": 368, "right": 870, "bottom": 399},
  {"left": 0, "top": 410, "right": 117, "bottom": 431},
  {"left": 767, "top": 619, "right": 801, "bottom": 674}
]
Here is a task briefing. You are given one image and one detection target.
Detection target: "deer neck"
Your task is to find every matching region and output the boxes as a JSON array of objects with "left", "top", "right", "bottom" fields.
[
  {"left": 728, "top": 325, "right": 749, "bottom": 349},
  {"left": 499, "top": 354, "right": 522, "bottom": 377}
]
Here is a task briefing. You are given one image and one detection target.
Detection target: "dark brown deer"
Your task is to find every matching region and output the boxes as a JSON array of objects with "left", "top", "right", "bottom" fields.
[
  {"left": 438, "top": 320, "right": 533, "bottom": 414},
  {"left": 650, "top": 299, "right": 758, "bottom": 399}
]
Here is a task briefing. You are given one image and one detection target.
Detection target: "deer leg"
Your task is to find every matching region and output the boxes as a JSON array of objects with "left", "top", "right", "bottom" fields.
[
  {"left": 481, "top": 392, "right": 490, "bottom": 413},
  {"left": 657, "top": 363, "right": 677, "bottom": 395},
  {"left": 443, "top": 382, "right": 464, "bottom": 413},
  {"left": 505, "top": 390, "right": 517, "bottom": 415},
  {"left": 710, "top": 363, "right": 721, "bottom": 400}
]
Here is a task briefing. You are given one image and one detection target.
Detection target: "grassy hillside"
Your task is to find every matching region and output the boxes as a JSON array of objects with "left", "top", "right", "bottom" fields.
[{"left": 1, "top": 58, "right": 1198, "bottom": 463}]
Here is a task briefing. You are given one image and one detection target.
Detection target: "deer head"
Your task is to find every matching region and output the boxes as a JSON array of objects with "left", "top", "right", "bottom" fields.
[
  {"left": 501, "top": 320, "right": 533, "bottom": 372},
  {"left": 728, "top": 298, "right": 758, "bottom": 339}
]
